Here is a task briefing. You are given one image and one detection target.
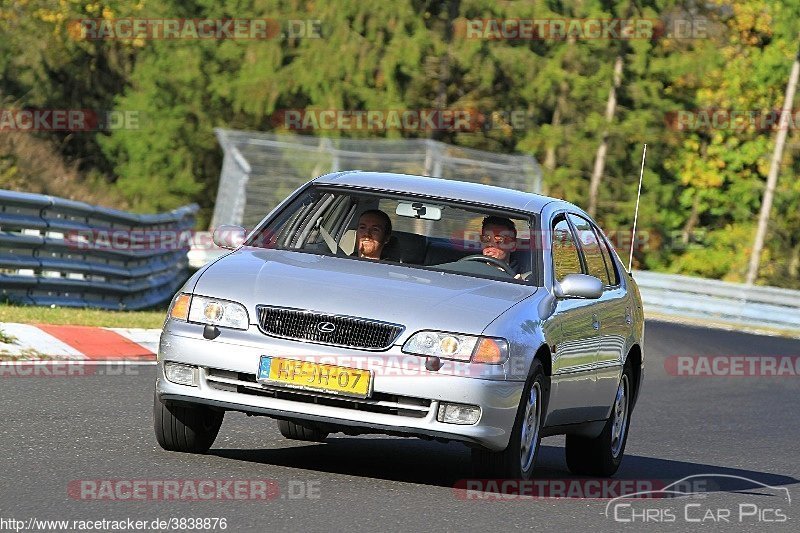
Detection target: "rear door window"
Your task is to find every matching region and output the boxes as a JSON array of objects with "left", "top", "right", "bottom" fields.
[{"left": 568, "top": 214, "right": 611, "bottom": 286}]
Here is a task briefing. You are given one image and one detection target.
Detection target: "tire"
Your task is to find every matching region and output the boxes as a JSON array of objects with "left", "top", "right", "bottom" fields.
[
  {"left": 472, "top": 359, "right": 546, "bottom": 480},
  {"left": 277, "top": 419, "right": 329, "bottom": 442},
  {"left": 153, "top": 393, "right": 223, "bottom": 453},
  {"left": 565, "top": 365, "right": 633, "bottom": 477}
]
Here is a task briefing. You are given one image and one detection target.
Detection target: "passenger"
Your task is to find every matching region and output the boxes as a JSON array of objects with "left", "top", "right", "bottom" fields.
[
  {"left": 480, "top": 215, "right": 520, "bottom": 274},
  {"left": 356, "top": 209, "right": 392, "bottom": 260}
]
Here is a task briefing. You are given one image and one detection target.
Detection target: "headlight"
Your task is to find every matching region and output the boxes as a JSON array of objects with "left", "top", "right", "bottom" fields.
[
  {"left": 179, "top": 295, "right": 250, "bottom": 330},
  {"left": 402, "top": 331, "right": 509, "bottom": 364}
]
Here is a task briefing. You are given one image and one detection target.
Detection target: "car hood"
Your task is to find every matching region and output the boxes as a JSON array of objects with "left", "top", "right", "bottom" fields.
[{"left": 194, "top": 248, "right": 538, "bottom": 340}]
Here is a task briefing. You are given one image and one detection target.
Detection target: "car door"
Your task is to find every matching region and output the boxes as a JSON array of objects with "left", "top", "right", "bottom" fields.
[
  {"left": 544, "top": 214, "right": 603, "bottom": 426},
  {"left": 568, "top": 214, "right": 628, "bottom": 418}
]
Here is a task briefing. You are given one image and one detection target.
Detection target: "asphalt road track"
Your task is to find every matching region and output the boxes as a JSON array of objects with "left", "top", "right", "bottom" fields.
[{"left": 0, "top": 321, "right": 798, "bottom": 532}]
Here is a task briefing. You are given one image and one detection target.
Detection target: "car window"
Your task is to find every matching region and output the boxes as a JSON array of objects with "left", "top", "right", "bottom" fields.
[
  {"left": 247, "top": 186, "right": 538, "bottom": 285},
  {"left": 568, "top": 214, "right": 611, "bottom": 286},
  {"left": 594, "top": 224, "right": 619, "bottom": 286},
  {"left": 552, "top": 217, "right": 582, "bottom": 282}
]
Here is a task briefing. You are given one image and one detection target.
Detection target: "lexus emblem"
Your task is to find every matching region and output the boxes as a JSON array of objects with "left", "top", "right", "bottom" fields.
[{"left": 317, "top": 321, "right": 336, "bottom": 334}]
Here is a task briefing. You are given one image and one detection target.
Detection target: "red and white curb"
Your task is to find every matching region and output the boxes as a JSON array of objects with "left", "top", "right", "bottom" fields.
[{"left": 0, "top": 323, "right": 159, "bottom": 362}]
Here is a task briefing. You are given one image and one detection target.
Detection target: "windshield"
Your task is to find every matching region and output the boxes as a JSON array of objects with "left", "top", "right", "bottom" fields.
[{"left": 246, "top": 186, "right": 538, "bottom": 284}]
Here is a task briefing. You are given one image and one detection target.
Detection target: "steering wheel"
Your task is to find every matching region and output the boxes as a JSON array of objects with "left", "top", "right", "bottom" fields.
[{"left": 458, "top": 254, "right": 516, "bottom": 276}]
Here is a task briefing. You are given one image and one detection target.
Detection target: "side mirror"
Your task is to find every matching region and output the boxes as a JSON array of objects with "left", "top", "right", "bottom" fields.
[
  {"left": 554, "top": 273, "right": 603, "bottom": 299},
  {"left": 212, "top": 225, "right": 246, "bottom": 250}
]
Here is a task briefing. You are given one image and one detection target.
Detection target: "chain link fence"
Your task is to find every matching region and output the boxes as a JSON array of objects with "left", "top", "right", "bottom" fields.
[{"left": 211, "top": 129, "right": 542, "bottom": 229}]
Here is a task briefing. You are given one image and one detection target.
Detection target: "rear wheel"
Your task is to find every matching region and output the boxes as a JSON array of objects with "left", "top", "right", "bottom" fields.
[
  {"left": 277, "top": 419, "right": 329, "bottom": 442},
  {"left": 153, "top": 393, "right": 223, "bottom": 453},
  {"left": 565, "top": 365, "right": 632, "bottom": 477},
  {"left": 472, "top": 360, "right": 546, "bottom": 480}
]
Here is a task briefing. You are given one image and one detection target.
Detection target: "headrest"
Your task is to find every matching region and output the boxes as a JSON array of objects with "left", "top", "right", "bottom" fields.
[{"left": 382, "top": 231, "right": 427, "bottom": 264}]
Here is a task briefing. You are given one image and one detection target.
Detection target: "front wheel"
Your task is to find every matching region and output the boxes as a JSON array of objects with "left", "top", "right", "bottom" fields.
[
  {"left": 472, "top": 360, "right": 546, "bottom": 480},
  {"left": 565, "top": 365, "right": 633, "bottom": 477},
  {"left": 277, "top": 419, "right": 329, "bottom": 442},
  {"left": 154, "top": 393, "right": 223, "bottom": 453}
]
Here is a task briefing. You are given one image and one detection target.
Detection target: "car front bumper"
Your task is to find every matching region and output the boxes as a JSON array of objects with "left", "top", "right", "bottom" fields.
[{"left": 155, "top": 321, "right": 525, "bottom": 451}]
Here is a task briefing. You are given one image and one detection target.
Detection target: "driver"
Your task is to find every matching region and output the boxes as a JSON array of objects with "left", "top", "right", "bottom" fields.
[
  {"left": 480, "top": 216, "right": 520, "bottom": 275},
  {"left": 356, "top": 209, "right": 392, "bottom": 260}
]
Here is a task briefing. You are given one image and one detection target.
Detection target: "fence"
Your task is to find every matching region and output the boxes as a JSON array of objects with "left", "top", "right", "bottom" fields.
[
  {"left": 211, "top": 129, "right": 543, "bottom": 228},
  {"left": 0, "top": 190, "right": 197, "bottom": 310}
]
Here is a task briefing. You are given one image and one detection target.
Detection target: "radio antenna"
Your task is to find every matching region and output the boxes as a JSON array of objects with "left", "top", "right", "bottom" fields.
[{"left": 628, "top": 144, "right": 647, "bottom": 273}]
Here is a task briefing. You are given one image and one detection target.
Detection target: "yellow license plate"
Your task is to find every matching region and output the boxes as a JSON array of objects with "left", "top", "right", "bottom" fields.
[{"left": 257, "top": 356, "right": 372, "bottom": 398}]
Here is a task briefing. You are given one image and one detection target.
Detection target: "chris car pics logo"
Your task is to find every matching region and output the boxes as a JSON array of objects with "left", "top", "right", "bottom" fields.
[{"left": 605, "top": 474, "right": 790, "bottom": 524}]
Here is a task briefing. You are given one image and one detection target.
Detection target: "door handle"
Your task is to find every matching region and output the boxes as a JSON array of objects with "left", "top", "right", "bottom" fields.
[
  {"left": 625, "top": 307, "right": 633, "bottom": 325},
  {"left": 592, "top": 314, "right": 600, "bottom": 330}
]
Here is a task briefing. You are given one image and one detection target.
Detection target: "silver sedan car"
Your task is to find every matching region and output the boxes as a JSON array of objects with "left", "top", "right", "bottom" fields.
[{"left": 154, "top": 171, "right": 645, "bottom": 479}]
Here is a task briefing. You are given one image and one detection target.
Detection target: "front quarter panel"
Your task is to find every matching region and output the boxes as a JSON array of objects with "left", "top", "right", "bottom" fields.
[{"left": 480, "top": 290, "right": 549, "bottom": 383}]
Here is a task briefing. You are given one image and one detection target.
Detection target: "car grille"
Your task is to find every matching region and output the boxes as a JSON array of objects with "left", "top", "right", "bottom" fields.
[{"left": 255, "top": 305, "right": 403, "bottom": 350}]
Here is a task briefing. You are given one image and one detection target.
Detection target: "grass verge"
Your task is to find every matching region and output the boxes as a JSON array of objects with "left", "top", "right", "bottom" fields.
[
  {"left": 0, "top": 327, "right": 18, "bottom": 344},
  {"left": 0, "top": 304, "right": 166, "bottom": 329}
]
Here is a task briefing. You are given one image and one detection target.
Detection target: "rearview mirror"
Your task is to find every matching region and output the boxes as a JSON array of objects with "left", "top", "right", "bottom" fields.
[
  {"left": 396, "top": 201, "right": 442, "bottom": 220},
  {"left": 212, "top": 225, "right": 246, "bottom": 250},
  {"left": 554, "top": 273, "right": 603, "bottom": 299}
]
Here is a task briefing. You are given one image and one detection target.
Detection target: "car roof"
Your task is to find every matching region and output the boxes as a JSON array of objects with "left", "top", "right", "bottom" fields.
[{"left": 313, "top": 171, "right": 566, "bottom": 213}]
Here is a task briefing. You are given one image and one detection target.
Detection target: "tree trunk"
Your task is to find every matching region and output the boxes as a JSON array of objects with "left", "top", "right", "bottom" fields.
[
  {"left": 745, "top": 40, "right": 800, "bottom": 285},
  {"left": 544, "top": 81, "right": 567, "bottom": 171},
  {"left": 588, "top": 53, "right": 624, "bottom": 218},
  {"left": 681, "top": 191, "right": 701, "bottom": 245},
  {"left": 430, "top": 1, "right": 459, "bottom": 143},
  {"left": 789, "top": 242, "right": 800, "bottom": 279},
  {"left": 544, "top": 34, "right": 576, "bottom": 172}
]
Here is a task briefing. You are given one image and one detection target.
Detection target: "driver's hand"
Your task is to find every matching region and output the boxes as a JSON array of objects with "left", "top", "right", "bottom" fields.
[{"left": 482, "top": 247, "right": 505, "bottom": 260}]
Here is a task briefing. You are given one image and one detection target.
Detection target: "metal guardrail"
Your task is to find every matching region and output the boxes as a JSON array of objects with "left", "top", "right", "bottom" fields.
[
  {"left": 0, "top": 190, "right": 197, "bottom": 309},
  {"left": 633, "top": 270, "right": 800, "bottom": 331}
]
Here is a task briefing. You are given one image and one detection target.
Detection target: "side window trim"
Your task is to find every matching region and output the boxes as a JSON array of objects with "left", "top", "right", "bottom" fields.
[
  {"left": 592, "top": 222, "right": 620, "bottom": 288},
  {"left": 563, "top": 214, "right": 588, "bottom": 275}
]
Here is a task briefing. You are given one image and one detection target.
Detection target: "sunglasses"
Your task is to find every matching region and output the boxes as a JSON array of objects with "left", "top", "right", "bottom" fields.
[{"left": 479, "top": 234, "right": 516, "bottom": 244}]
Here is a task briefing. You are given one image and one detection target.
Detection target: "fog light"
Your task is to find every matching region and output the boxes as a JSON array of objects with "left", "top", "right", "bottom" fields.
[
  {"left": 164, "top": 362, "right": 199, "bottom": 387},
  {"left": 437, "top": 402, "right": 481, "bottom": 425}
]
